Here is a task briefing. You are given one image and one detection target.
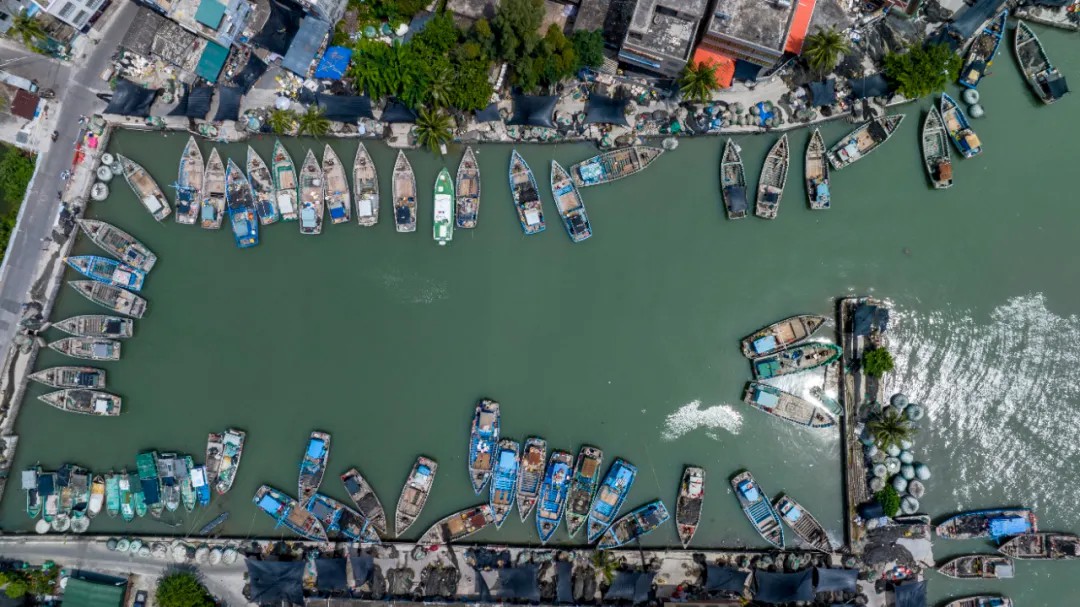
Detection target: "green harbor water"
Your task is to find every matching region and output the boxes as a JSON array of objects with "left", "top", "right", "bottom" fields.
[{"left": 6, "top": 24, "right": 1080, "bottom": 604}]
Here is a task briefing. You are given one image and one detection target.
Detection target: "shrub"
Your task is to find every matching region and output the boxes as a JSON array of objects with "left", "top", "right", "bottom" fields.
[
  {"left": 863, "top": 347, "right": 895, "bottom": 378},
  {"left": 156, "top": 572, "right": 214, "bottom": 607},
  {"left": 875, "top": 485, "right": 901, "bottom": 517}
]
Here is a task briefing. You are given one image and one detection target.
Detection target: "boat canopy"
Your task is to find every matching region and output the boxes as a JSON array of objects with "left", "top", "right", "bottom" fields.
[
  {"left": 300, "top": 207, "right": 317, "bottom": 228},
  {"left": 753, "top": 569, "right": 813, "bottom": 604},
  {"left": 892, "top": 580, "right": 927, "bottom": 607},
  {"left": 498, "top": 450, "right": 517, "bottom": 470},
  {"left": 257, "top": 494, "right": 283, "bottom": 514},
  {"left": 1044, "top": 74, "right": 1070, "bottom": 100},
  {"left": 246, "top": 559, "right": 304, "bottom": 604},
  {"left": 315, "top": 558, "right": 348, "bottom": 591},
  {"left": 753, "top": 335, "right": 778, "bottom": 354},
  {"left": 704, "top": 565, "right": 749, "bottom": 592},
  {"left": 724, "top": 185, "right": 748, "bottom": 213},
  {"left": 21, "top": 470, "right": 37, "bottom": 489},
  {"left": 813, "top": 568, "right": 858, "bottom": 593},
  {"left": 417, "top": 464, "right": 432, "bottom": 477},
  {"left": 783, "top": 503, "right": 802, "bottom": 521},
  {"left": 603, "top": 571, "right": 655, "bottom": 603},
  {"left": 738, "top": 480, "right": 759, "bottom": 502},
  {"left": 307, "top": 438, "right": 326, "bottom": 458},
  {"left": 104, "top": 79, "right": 159, "bottom": 117},
  {"left": 989, "top": 516, "right": 1031, "bottom": 538}
]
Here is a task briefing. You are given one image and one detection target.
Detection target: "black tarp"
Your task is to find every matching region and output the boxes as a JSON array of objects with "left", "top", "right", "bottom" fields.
[
  {"left": 491, "top": 566, "right": 540, "bottom": 602},
  {"left": 725, "top": 186, "right": 747, "bottom": 214},
  {"left": 184, "top": 85, "right": 213, "bottom": 118},
  {"left": 351, "top": 552, "right": 374, "bottom": 586},
  {"left": 603, "top": 571, "right": 654, "bottom": 604},
  {"left": 808, "top": 79, "right": 836, "bottom": 107},
  {"left": 704, "top": 566, "right": 749, "bottom": 593},
  {"left": 857, "top": 500, "right": 885, "bottom": 519},
  {"left": 167, "top": 84, "right": 188, "bottom": 116},
  {"left": 853, "top": 302, "right": 890, "bottom": 336},
  {"left": 232, "top": 54, "right": 268, "bottom": 93},
  {"left": 1045, "top": 74, "right": 1070, "bottom": 100},
  {"left": 814, "top": 568, "right": 858, "bottom": 593},
  {"left": 250, "top": 0, "right": 304, "bottom": 55},
  {"left": 315, "top": 558, "right": 348, "bottom": 592},
  {"left": 213, "top": 86, "right": 243, "bottom": 122},
  {"left": 734, "top": 59, "right": 762, "bottom": 82},
  {"left": 103, "top": 79, "right": 159, "bottom": 117},
  {"left": 246, "top": 559, "right": 304, "bottom": 605},
  {"left": 1033, "top": 0, "right": 1071, "bottom": 5},
  {"left": 474, "top": 102, "right": 501, "bottom": 123},
  {"left": 381, "top": 100, "right": 417, "bottom": 123},
  {"left": 848, "top": 73, "right": 892, "bottom": 99},
  {"left": 949, "top": 0, "right": 1009, "bottom": 40},
  {"left": 555, "top": 560, "right": 574, "bottom": 604},
  {"left": 584, "top": 93, "right": 629, "bottom": 126},
  {"left": 753, "top": 570, "right": 813, "bottom": 604},
  {"left": 508, "top": 94, "right": 557, "bottom": 127},
  {"left": 316, "top": 93, "right": 374, "bottom": 123},
  {"left": 893, "top": 580, "right": 927, "bottom": 607}
]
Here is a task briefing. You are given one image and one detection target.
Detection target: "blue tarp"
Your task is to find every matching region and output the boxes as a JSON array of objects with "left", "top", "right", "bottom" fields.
[
  {"left": 808, "top": 79, "right": 836, "bottom": 107},
  {"left": 315, "top": 558, "right": 348, "bottom": 591},
  {"left": 307, "top": 439, "right": 325, "bottom": 458},
  {"left": 314, "top": 46, "right": 352, "bottom": 80},
  {"left": 555, "top": 561, "right": 573, "bottom": 603},
  {"left": 508, "top": 95, "right": 557, "bottom": 128},
  {"left": 893, "top": 580, "right": 927, "bottom": 607},
  {"left": 754, "top": 388, "right": 779, "bottom": 406},
  {"left": 315, "top": 93, "right": 373, "bottom": 123},
  {"left": 734, "top": 59, "right": 762, "bottom": 82},
  {"left": 103, "top": 79, "right": 159, "bottom": 117},
  {"left": 246, "top": 560, "right": 304, "bottom": 605},
  {"left": 704, "top": 566, "right": 749, "bottom": 593},
  {"left": 282, "top": 17, "right": 330, "bottom": 76},
  {"left": 584, "top": 93, "right": 629, "bottom": 126},
  {"left": 475, "top": 102, "right": 501, "bottom": 123},
  {"left": 213, "top": 86, "right": 243, "bottom": 122},
  {"left": 753, "top": 335, "right": 778, "bottom": 354},
  {"left": 813, "top": 568, "right": 858, "bottom": 593},
  {"left": 848, "top": 74, "right": 892, "bottom": 100},
  {"left": 604, "top": 571, "right": 654, "bottom": 604},
  {"left": 990, "top": 516, "right": 1031, "bottom": 538},
  {"left": 381, "top": 100, "right": 417, "bottom": 123}
]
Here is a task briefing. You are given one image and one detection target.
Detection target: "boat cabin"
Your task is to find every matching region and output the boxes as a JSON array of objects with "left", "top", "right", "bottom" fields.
[{"left": 738, "top": 480, "right": 760, "bottom": 502}]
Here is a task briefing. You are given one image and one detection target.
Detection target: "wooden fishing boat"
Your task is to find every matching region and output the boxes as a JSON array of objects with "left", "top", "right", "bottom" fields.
[
  {"left": 88, "top": 474, "right": 105, "bottom": 518},
  {"left": 54, "top": 315, "right": 133, "bottom": 339},
  {"left": 922, "top": 108, "right": 954, "bottom": 189},
  {"left": 198, "top": 512, "right": 229, "bottom": 534},
  {"left": 551, "top": 160, "right": 592, "bottom": 242},
  {"left": 509, "top": 150, "right": 545, "bottom": 234},
  {"left": 742, "top": 382, "right": 836, "bottom": 428},
  {"left": 741, "top": 314, "right": 828, "bottom": 358},
  {"left": 192, "top": 464, "right": 210, "bottom": 507},
  {"left": 157, "top": 452, "right": 181, "bottom": 512},
  {"left": 29, "top": 366, "right": 106, "bottom": 389},
  {"left": 720, "top": 139, "right": 748, "bottom": 220},
  {"left": 999, "top": 533, "right": 1080, "bottom": 560},
  {"left": 342, "top": 467, "right": 388, "bottom": 536},
  {"left": 597, "top": 499, "right": 670, "bottom": 550},
  {"left": 731, "top": 470, "right": 784, "bottom": 548},
  {"left": 676, "top": 466, "right": 704, "bottom": 548},
  {"left": 39, "top": 389, "right": 121, "bottom": 416},
  {"left": 489, "top": 439, "right": 520, "bottom": 529},
  {"left": 66, "top": 255, "right": 146, "bottom": 292},
  {"left": 40, "top": 472, "right": 58, "bottom": 523},
  {"left": 247, "top": 146, "right": 279, "bottom": 226},
  {"left": 69, "top": 465, "right": 92, "bottom": 520},
  {"left": 354, "top": 143, "right": 379, "bottom": 226},
  {"left": 468, "top": 399, "right": 500, "bottom": 494},
  {"left": 940, "top": 93, "right": 982, "bottom": 158},
  {"left": 1015, "top": 21, "right": 1069, "bottom": 104},
  {"left": 22, "top": 466, "right": 41, "bottom": 518},
  {"left": 69, "top": 281, "right": 147, "bottom": 318},
  {"left": 517, "top": 437, "right": 547, "bottom": 521},
  {"left": 48, "top": 336, "right": 120, "bottom": 361},
  {"left": 272, "top": 140, "right": 299, "bottom": 221},
  {"left": 828, "top": 115, "right": 905, "bottom": 169},
  {"left": 395, "top": 456, "right": 437, "bottom": 536},
  {"left": 175, "top": 136, "right": 203, "bottom": 225},
  {"left": 805, "top": 129, "right": 830, "bottom": 210},
  {"left": 136, "top": 451, "right": 164, "bottom": 517},
  {"left": 253, "top": 484, "right": 328, "bottom": 541},
  {"left": 393, "top": 151, "right": 417, "bottom": 233},
  {"left": 213, "top": 428, "right": 245, "bottom": 495},
  {"left": 225, "top": 158, "right": 259, "bottom": 248},
  {"left": 117, "top": 155, "right": 171, "bottom": 221},
  {"left": 586, "top": 458, "right": 637, "bottom": 543},
  {"left": 960, "top": 10, "right": 1007, "bottom": 89},
  {"left": 751, "top": 342, "right": 841, "bottom": 379},
  {"left": 305, "top": 492, "right": 373, "bottom": 542},
  {"left": 322, "top": 145, "right": 351, "bottom": 225},
  {"left": 536, "top": 449, "right": 573, "bottom": 544},
  {"left": 299, "top": 149, "right": 325, "bottom": 234},
  {"left": 936, "top": 508, "right": 1037, "bottom": 540},
  {"left": 755, "top": 135, "right": 789, "bottom": 220},
  {"left": 775, "top": 494, "right": 831, "bottom": 551},
  {"left": 205, "top": 432, "right": 223, "bottom": 488},
  {"left": 76, "top": 219, "right": 157, "bottom": 272},
  {"left": 105, "top": 472, "right": 120, "bottom": 518},
  {"left": 179, "top": 455, "right": 196, "bottom": 512},
  {"left": 569, "top": 146, "right": 663, "bottom": 187},
  {"left": 455, "top": 147, "right": 480, "bottom": 228},
  {"left": 433, "top": 167, "right": 454, "bottom": 245},
  {"left": 201, "top": 148, "right": 226, "bottom": 229},
  {"left": 942, "top": 597, "right": 1013, "bottom": 607},
  {"left": 418, "top": 504, "right": 495, "bottom": 545},
  {"left": 938, "top": 555, "right": 1015, "bottom": 579},
  {"left": 298, "top": 431, "right": 330, "bottom": 503},
  {"left": 565, "top": 446, "right": 602, "bottom": 538}
]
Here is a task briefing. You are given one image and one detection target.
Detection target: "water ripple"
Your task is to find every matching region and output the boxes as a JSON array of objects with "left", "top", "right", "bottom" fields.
[{"left": 661, "top": 400, "right": 743, "bottom": 441}]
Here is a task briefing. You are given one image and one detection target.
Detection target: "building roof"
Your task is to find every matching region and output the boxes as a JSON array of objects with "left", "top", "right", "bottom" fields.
[
  {"left": 121, "top": 7, "right": 167, "bottom": 55},
  {"left": 195, "top": 0, "right": 227, "bottom": 28},
  {"left": 282, "top": 16, "right": 329, "bottom": 76},
  {"left": 61, "top": 578, "right": 126, "bottom": 607},
  {"left": 784, "top": 0, "right": 816, "bottom": 54},
  {"left": 624, "top": 0, "right": 709, "bottom": 60},
  {"left": 152, "top": 21, "right": 202, "bottom": 69},
  {"left": 692, "top": 46, "right": 734, "bottom": 87},
  {"left": 446, "top": 0, "right": 499, "bottom": 21},
  {"left": 10, "top": 89, "right": 39, "bottom": 120},
  {"left": 196, "top": 41, "right": 229, "bottom": 81},
  {"left": 573, "top": 0, "right": 610, "bottom": 32},
  {"left": 707, "top": 0, "right": 797, "bottom": 55}
]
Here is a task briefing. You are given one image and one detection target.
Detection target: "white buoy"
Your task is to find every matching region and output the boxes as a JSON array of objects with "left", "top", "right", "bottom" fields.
[
  {"left": 96, "top": 165, "right": 113, "bottom": 182},
  {"left": 892, "top": 475, "right": 908, "bottom": 493},
  {"left": 90, "top": 182, "right": 109, "bottom": 201},
  {"left": 152, "top": 544, "right": 168, "bottom": 559},
  {"left": 906, "top": 404, "right": 925, "bottom": 421},
  {"left": 130, "top": 539, "right": 143, "bottom": 551},
  {"left": 873, "top": 463, "right": 889, "bottom": 478},
  {"left": 138, "top": 546, "right": 151, "bottom": 558},
  {"left": 891, "top": 393, "right": 908, "bottom": 408},
  {"left": 885, "top": 457, "right": 902, "bottom": 475},
  {"left": 969, "top": 103, "right": 985, "bottom": 118},
  {"left": 915, "top": 463, "right": 931, "bottom": 480},
  {"left": 101, "top": 153, "right": 115, "bottom": 167},
  {"left": 901, "top": 496, "right": 920, "bottom": 514},
  {"left": 908, "top": 480, "right": 926, "bottom": 499},
  {"left": 222, "top": 547, "right": 238, "bottom": 564},
  {"left": 901, "top": 464, "right": 916, "bottom": 480},
  {"left": 35, "top": 519, "right": 51, "bottom": 534},
  {"left": 900, "top": 438, "right": 914, "bottom": 450},
  {"left": 209, "top": 548, "right": 223, "bottom": 565},
  {"left": 963, "top": 88, "right": 980, "bottom": 104},
  {"left": 195, "top": 546, "right": 210, "bottom": 563},
  {"left": 52, "top": 516, "right": 71, "bottom": 532},
  {"left": 899, "top": 450, "right": 914, "bottom": 464},
  {"left": 71, "top": 517, "right": 89, "bottom": 533},
  {"left": 116, "top": 538, "right": 131, "bottom": 552},
  {"left": 886, "top": 444, "right": 901, "bottom": 457},
  {"left": 870, "top": 477, "right": 886, "bottom": 492},
  {"left": 866, "top": 444, "right": 879, "bottom": 458}
]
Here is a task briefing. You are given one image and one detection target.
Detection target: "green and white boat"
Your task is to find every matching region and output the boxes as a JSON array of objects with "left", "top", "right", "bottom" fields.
[
  {"left": 105, "top": 472, "right": 120, "bottom": 517},
  {"left": 180, "top": 455, "right": 197, "bottom": 512},
  {"left": 119, "top": 471, "right": 136, "bottom": 521},
  {"left": 433, "top": 168, "right": 454, "bottom": 246},
  {"left": 132, "top": 488, "right": 147, "bottom": 518}
]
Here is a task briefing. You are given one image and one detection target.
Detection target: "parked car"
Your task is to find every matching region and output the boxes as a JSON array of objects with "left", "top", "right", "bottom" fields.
[{"left": 133, "top": 590, "right": 147, "bottom": 607}]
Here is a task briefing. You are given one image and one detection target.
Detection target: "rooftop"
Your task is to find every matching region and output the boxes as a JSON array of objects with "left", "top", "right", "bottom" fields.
[
  {"left": 624, "top": 0, "right": 710, "bottom": 59},
  {"left": 573, "top": 0, "right": 610, "bottom": 32},
  {"left": 706, "top": 0, "right": 797, "bottom": 52},
  {"left": 445, "top": 0, "right": 499, "bottom": 21}
]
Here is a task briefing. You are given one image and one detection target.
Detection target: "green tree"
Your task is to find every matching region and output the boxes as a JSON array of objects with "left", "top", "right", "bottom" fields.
[
  {"left": 875, "top": 485, "right": 901, "bottom": 517},
  {"left": 297, "top": 106, "right": 330, "bottom": 137},
  {"left": 4, "top": 579, "right": 28, "bottom": 599},
  {"left": 0, "top": 146, "right": 36, "bottom": 206},
  {"left": 868, "top": 407, "right": 914, "bottom": 450},
  {"left": 571, "top": 29, "right": 604, "bottom": 71},
  {"left": 883, "top": 42, "right": 962, "bottom": 99},
  {"left": 591, "top": 550, "right": 618, "bottom": 585},
  {"left": 678, "top": 60, "right": 720, "bottom": 105},
  {"left": 470, "top": 18, "right": 496, "bottom": 59},
  {"left": 156, "top": 572, "right": 214, "bottom": 607},
  {"left": 267, "top": 109, "right": 297, "bottom": 135},
  {"left": 492, "top": 0, "right": 543, "bottom": 63},
  {"left": 426, "top": 64, "right": 453, "bottom": 109},
  {"left": 448, "top": 61, "right": 494, "bottom": 111},
  {"left": 414, "top": 107, "right": 454, "bottom": 154},
  {"left": 863, "top": 347, "right": 895, "bottom": 377},
  {"left": 802, "top": 27, "right": 850, "bottom": 75},
  {"left": 7, "top": 12, "right": 47, "bottom": 50}
]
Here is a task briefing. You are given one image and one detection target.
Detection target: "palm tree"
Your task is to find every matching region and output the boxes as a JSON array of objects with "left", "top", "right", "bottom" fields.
[
  {"left": 297, "top": 106, "right": 330, "bottom": 137},
  {"left": 678, "top": 61, "right": 719, "bottom": 105},
  {"left": 267, "top": 109, "right": 297, "bottom": 135},
  {"left": 803, "top": 27, "right": 851, "bottom": 75},
  {"left": 414, "top": 107, "right": 454, "bottom": 154},
  {"left": 590, "top": 550, "right": 618, "bottom": 585},
  {"left": 8, "top": 12, "right": 46, "bottom": 50},
  {"left": 868, "top": 408, "right": 914, "bottom": 450},
  {"left": 427, "top": 66, "right": 453, "bottom": 110}
]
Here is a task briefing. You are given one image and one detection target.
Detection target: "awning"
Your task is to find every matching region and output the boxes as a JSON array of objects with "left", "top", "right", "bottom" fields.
[
  {"left": 692, "top": 46, "right": 734, "bottom": 88},
  {"left": 704, "top": 565, "right": 749, "bottom": 593},
  {"left": 555, "top": 560, "right": 574, "bottom": 603},
  {"left": 474, "top": 102, "right": 501, "bottom": 123},
  {"left": 603, "top": 571, "right": 654, "bottom": 604},
  {"left": 316, "top": 93, "right": 373, "bottom": 123},
  {"left": 753, "top": 569, "right": 813, "bottom": 604},
  {"left": 381, "top": 100, "right": 417, "bottom": 123},
  {"left": 103, "top": 79, "right": 159, "bottom": 117},
  {"left": 508, "top": 94, "right": 557, "bottom": 127},
  {"left": 250, "top": 0, "right": 303, "bottom": 55},
  {"left": 232, "top": 54, "right": 268, "bottom": 93},
  {"left": 350, "top": 552, "right": 374, "bottom": 586},
  {"left": 185, "top": 86, "right": 214, "bottom": 118},
  {"left": 491, "top": 566, "right": 540, "bottom": 602},
  {"left": 848, "top": 73, "right": 892, "bottom": 100},
  {"left": 584, "top": 93, "right": 629, "bottom": 126},
  {"left": 246, "top": 559, "right": 304, "bottom": 605},
  {"left": 196, "top": 41, "right": 229, "bottom": 83},
  {"left": 813, "top": 568, "right": 858, "bottom": 593},
  {"left": 282, "top": 16, "right": 330, "bottom": 76},
  {"left": 808, "top": 79, "right": 836, "bottom": 107},
  {"left": 314, "top": 45, "right": 352, "bottom": 80},
  {"left": 315, "top": 558, "right": 348, "bottom": 591},
  {"left": 784, "top": 0, "right": 817, "bottom": 54},
  {"left": 893, "top": 580, "right": 927, "bottom": 607},
  {"left": 213, "top": 86, "right": 243, "bottom": 122},
  {"left": 195, "top": 0, "right": 226, "bottom": 29},
  {"left": 61, "top": 578, "right": 126, "bottom": 607}
]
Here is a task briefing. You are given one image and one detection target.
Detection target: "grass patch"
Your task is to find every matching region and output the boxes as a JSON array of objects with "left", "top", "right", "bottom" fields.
[{"left": 0, "top": 143, "right": 37, "bottom": 262}]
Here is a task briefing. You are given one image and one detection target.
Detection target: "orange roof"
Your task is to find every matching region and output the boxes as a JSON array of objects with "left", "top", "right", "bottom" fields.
[
  {"left": 784, "top": 0, "right": 817, "bottom": 55},
  {"left": 691, "top": 47, "right": 734, "bottom": 88}
]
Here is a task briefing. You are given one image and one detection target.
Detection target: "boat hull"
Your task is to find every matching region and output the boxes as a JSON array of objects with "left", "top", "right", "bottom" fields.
[
  {"left": 509, "top": 150, "right": 545, "bottom": 234},
  {"left": 597, "top": 500, "right": 670, "bottom": 550},
  {"left": 586, "top": 458, "right": 637, "bottom": 543},
  {"left": 489, "top": 439, "right": 520, "bottom": 528}
]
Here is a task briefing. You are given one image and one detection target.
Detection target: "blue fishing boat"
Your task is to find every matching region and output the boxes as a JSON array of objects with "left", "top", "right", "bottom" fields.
[
  {"left": 586, "top": 458, "right": 637, "bottom": 543},
  {"left": 225, "top": 158, "right": 259, "bottom": 248},
  {"left": 960, "top": 10, "right": 1007, "bottom": 89},
  {"left": 936, "top": 508, "right": 1037, "bottom": 540},
  {"left": 65, "top": 256, "right": 146, "bottom": 292},
  {"left": 940, "top": 93, "right": 982, "bottom": 159},
  {"left": 536, "top": 449, "right": 573, "bottom": 543},
  {"left": 550, "top": 160, "right": 592, "bottom": 242},
  {"left": 468, "top": 399, "right": 500, "bottom": 494},
  {"left": 516, "top": 437, "right": 547, "bottom": 521},
  {"left": 731, "top": 470, "right": 784, "bottom": 548},
  {"left": 597, "top": 499, "right": 670, "bottom": 550},
  {"left": 298, "top": 431, "right": 330, "bottom": 504},
  {"left": 565, "top": 446, "right": 603, "bottom": 538},
  {"left": 489, "top": 439, "right": 519, "bottom": 528},
  {"left": 253, "top": 484, "right": 327, "bottom": 541},
  {"left": 305, "top": 492, "right": 373, "bottom": 542},
  {"left": 192, "top": 464, "right": 211, "bottom": 507},
  {"left": 509, "top": 150, "right": 545, "bottom": 235}
]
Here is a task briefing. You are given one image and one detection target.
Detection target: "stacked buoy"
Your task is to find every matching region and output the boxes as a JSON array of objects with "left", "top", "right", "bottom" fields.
[
  {"left": 864, "top": 392, "right": 932, "bottom": 517},
  {"left": 96, "top": 165, "right": 113, "bottom": 182}
]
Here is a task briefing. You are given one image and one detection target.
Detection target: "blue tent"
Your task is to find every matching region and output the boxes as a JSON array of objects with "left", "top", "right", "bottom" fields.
[{"left": 314, "top": 46, "right": 352, "bottom": 80}]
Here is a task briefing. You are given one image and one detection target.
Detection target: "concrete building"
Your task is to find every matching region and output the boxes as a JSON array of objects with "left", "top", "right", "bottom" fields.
[
  {"left": 617, "top": 0, "right": 710, "bottom": 78},
  {"left": 138, "top": 0, "right": 252, "bottom": 48},
  {"left": 697, "top": 0, "right": 816, "bottom": 68},
  {"left": 32, "top": 0, "right": 103, "bottom": 31}
]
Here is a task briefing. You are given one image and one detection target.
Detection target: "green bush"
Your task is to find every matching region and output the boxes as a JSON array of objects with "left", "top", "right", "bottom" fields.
[
  {"left": 875, "top": 485, "right": 901, "bottom": 517},
  {"left": 863, "top": 347, "right": 895, "bottom": 378},
  {"left": 156, "top": 572, "right": 214, "bottom": 607}
]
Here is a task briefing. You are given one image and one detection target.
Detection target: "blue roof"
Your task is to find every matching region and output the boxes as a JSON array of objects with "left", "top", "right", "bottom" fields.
[
  {"left": 196, "top": 42, "right": 229, "bottom": 82},
  {"left": 282, "top": 17, "right": 330, "bottom": 76},
  {"left": 989, "top": 516, "right": 1031, "bottom": 538},
  {"left": 195, "top": 0, "right": 226, "bottom": 29},
  {"left": 313, "top": 46, "right": 352, "bottom": 80}
]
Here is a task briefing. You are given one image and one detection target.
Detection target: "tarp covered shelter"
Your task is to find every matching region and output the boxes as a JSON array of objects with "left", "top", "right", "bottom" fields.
[
  {"left": 251, "top": 0, "right": 304, "bottom": 55},
  {"left": 232, "top": 54, "right": 268, "bottom": 93},
  {"left": 61, "top": 578, "right": 126, "bottom": 607},
  {"left": 814, "top": 568, "right": 858, "bottom": 593},
  {"left": 555, "top": 560, "right": 574, "bottom": 603},
  {"left": 282, "top": 16, "right": 330, "bottom": 76},
  {"left": 184, "top": 85, "right": 214, "bottom": 118},
  {"left": 381, "top": 100, "right": 417, "bottom": 123},
  {"left": 196, "top": 41, "right": 229, "bottom": 82},
  {"left": 508, "top": 94, "right": 557, "bottom": 127},
  {"left": 103, "top": 79, "right": 159, "bottom": 117},
  {"left": 314, "top": 46, "right": 353, "bottom": 80},
  {"left": 704, "top": 566, "right": 749, "bottom": 593},
  {"left": 315, "top": 558, "right": 348, "bottom": 591},
  {"left": 603, "top": 571, "right": 654, "bottom": 604},
  {"left": 753, "top": 569, "right": 813, "bottom": 604},
  {"left": 949, "top": 0, "right": 1009, "bottom": 40},
  {"left": 213, "top": 86, "right": 243, "bottom": 122},
  {"left": 474, "top": 102, "right": 501, "bottom": 122},
  {"left": 316, "top": 93, "right": 373, "bottom": 123},
  {"left": 808, "top": 79, "right": 836, "bottom": 107},
  {"left": 893, "top": 580, "right": 927, "bottom": 607},
  {"left": 584, "top": 93, "right": 629, "bottom": 126},
  {"left": 848, "top": 73, "right": 892, "bottom": 100},
  {"left": 246, "top": 559, "right": 305, "bottom": 605},
  {"left": 351, "top": 552, "right": 375, "bottom": 586},
  {"left": 491, "top": 566, "right": 540, "bottom": 602}
]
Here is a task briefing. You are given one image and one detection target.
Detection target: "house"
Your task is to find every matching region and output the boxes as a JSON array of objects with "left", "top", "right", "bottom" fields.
[
  {"left": 697, "top": 0, "right": 817, "bottom": 69},
  {"left": 32, "top": 0, "right": 104, "bottom": 31},
  {"left": 138, "top": 0, "right": 252, "bottom": 48},
  {"left": 617, "top": 0, "right": 710, "bottom": 78}
]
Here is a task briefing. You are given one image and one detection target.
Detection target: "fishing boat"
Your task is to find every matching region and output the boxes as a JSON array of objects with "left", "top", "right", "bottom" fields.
[
  {"left": 489, "top": 439, "right": 520, "bottom": 528},
  {"left": 517, "top": 437, "right": 547, "bottom": 521},
  {"left": 720, "top": 139, "right": 748, "bottom": 220},
  {"left": 247, "top": 146, "right": 279, "bottom": 225},
  {"left": 213, "top": 428, "right": 245, "bottom": 494},
  {"left": 132, "top": 488, "right": 147, "bottom": 518},
  {"left": 676, "top": 466, "right": 704, "bottom": 548},
  {"left": 322, "top": 145, "right": 351, "bottom": 224},
  {"left": 354, "top": 143, "right": 379, "bottom": 226},
  {"left": 298, "top": 431, "right": 331, "bottom": 503},
  {"left": 253, "top": 484, "right": 328, "bottom": 541},
  {"left": 176, "top": 136, "right": 203, "bottom": 225},
  {"left": 56, "top": 465, "right": 73, "bottom": 526},
  {"left": 569, "top": 146, "right": 664, "bottom": 187},
  {"left": 342, "top": 467, "right": 388, "bottom": 536},
  {"left": 88, "top": 474, "right": 105, "bottom": 518},
  {"left": 306, "top": 492, "right": 371, "bottom": 542},
  {"left": 157, "top": 452, "right": 180, "bottom": 512},
  {"left": 179, "top": 455, "right": 196, "bottom": 512},
  {"left": 509, "top": 150, "right": 545, "bottom": 234},
  {"left": 455, "top": 147, "right": 480, "bottom": 228},
  {"left": 550, "top": 160, "right": 592, "bottom": 242},
  {"left": 960, "top": 10, "right": 1007, "bottom": 89},
  {"left": 1015, "top": 21, "right": 1069, "bottom": 104},
  {"left": 105, "top": 472, "right": 120, "bottom": 517},
  {"left": 731, "top": 470, "right": 784, "bottom": 548},
  {"left": 199, "top": 512, "right": 229, "bottom": 535},
  {"left": 225, "top": 158, "right": 259, "bottom": 248},
  {"left": 22, "top": 466, "right": 41, "bottom": 518},
  {"left": 39, "top": 389, "right": 121, "bottom": 416},
  {"left": 117, "top": 154, "right": 171, "bottom": 221},
  {"left": 69, "top": 466, "right": 91, "bottom": 519},
  {"left": 751, "top": 342, "right": 842, "bottom": 380},
  {"left": 741, "top": 315, "right": 828, "bottom": 358},
  {"left": 805, "top": 129, "right": 830, "bottom": 210},
  {"left": 205, "top": 432, "right": 223, "bottom": 487},
  {"left": 192, "top": 464, "right": 211, "bottom": 507},
  {"left": 742, "top": 382, "right": 837, "bottom": 429},
  {"left": 272, "top": 140, "right": 299, "bottom": 222},
  {"left": 936, "top": 508, "right": 1037, "bottom": 540},
  {"left": 118, "top": 471, "right": 136, "bottom": 521},
  {"left": 393, "top": 151, "right": 417, "bottom": 233},
  {"left": 586, "top": 458, "right": 638, "bottom": 543},
  {"left": 565, "top": 446, "right": 603, "bottom": 538},
  {"left": 468, "top": 398, "right": 500, "bottom": 494},
  {"left": 54, "top": 315, "right": 134, "bottom": 339},
  {"left": 827, "top": 115, "right": 905, "bottom": 170},
  {"left": 69, "top": 281, "right": 147, "bottom": 318},
  {"left": 136, "top": 451, "right": 164, "bottom": 517},
  {"left": 774, "top": 494, "right": 831, "bottom": 552},
  {"left": 999, "top": 533, "right": 1080, "bottom": 560},
  {"left": 536, "top": 449, "right": 573, "bottom": 544},
  {"left": 77, "top": 220, "right": 157, "bottom": 272},
  {"left": 597, "top": 499, "right": 670, "bottom": 550},
  {"left": 394, "top": 456, "right": 437, "bottom": 536},
  {"left": 938, "top": 555, "right": 1015, "bottom": 579},
  {"left": 40, "top": 472, "right": 58, "bottom": 523},
  {"left": 48, "top": 336, "right": 121, "bottom": 361},
  {"left": 940, "top": 93, "right": 982, "bottom": 158},
  {"left": 755, "top": 135, "right": 789, "bottom": 220},
  {"left": 942, "top": 597, "right": 1013, "bottom": 607},
  {"left": 433, "top": 168, "right": 454, "bottom": 245},
  {"left": 65, "top": 255, "right": 146, "bottom": 292},
  {"left": 418, "top": 504, "right": 495, "bottom": 545},
  {"left": 300, "top": 149, "right": 325, "bottom": 235},
  {"left": 922, "top": 108, "right": 954, "bottom": 189},
  {"left": 29, "top": 366, "right": 106, "bottom": 389},
  {"left": 201, "top": 149, "right": 226, "bottom": 229}
]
